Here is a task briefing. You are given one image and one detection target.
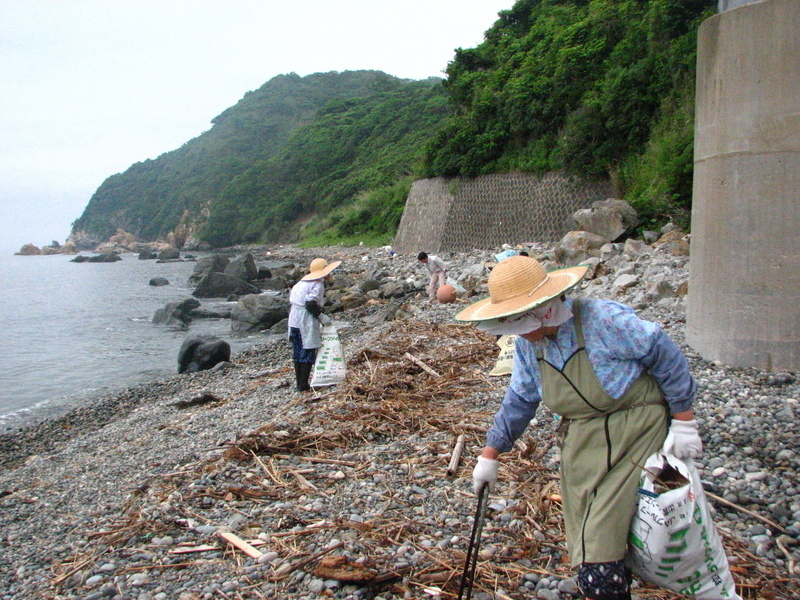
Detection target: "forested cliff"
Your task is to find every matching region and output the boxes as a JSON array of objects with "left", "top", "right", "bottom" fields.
[{"left": 71, "top": 0, "right": 715, "bottom": 250}]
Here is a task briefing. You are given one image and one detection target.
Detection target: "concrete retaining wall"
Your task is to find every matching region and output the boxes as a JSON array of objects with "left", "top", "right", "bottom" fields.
[
  {"left": 393, "top": 171, "right": 612, "bottom": 254},
  {"left": 687, "top": 0, "right": 800, "bottom": 371}
]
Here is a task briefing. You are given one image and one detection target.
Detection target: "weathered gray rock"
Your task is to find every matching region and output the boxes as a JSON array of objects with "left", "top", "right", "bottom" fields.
[
  {"left": 553, "top": 231, "right": 607, "bottom": 266},
  {"left": 225, "top": 253, "right": 258, "bottom": 282},
  {"left": 654, "top": 229, "right": 690, "bottom": 256},
  {"left": 189, "top": 306, "right": 232, "bottom": 319},
  {"left": 71, "top": 253, "right": 122, "bottom": 263},
  {"left": 270, "top": 317, "right": 289, "bottom": 334},
  {"left": 15, "top": 244, "right": 41, "bottom": 256},
  {"left": 193, "top": 272, "right": 260, "bottom": 299},
  {"left": 338, "top": 292, "right": 368, "bottom": 311},
  {"left": 231, "top": 294, "right": 290, "bottom": 333},
  {"left": 623, "top": 238, "right": 652, "bottom": 259},
  {"left": 158, "top": 248, "right": 180, "bottom": 260},
  {"left": 359, "top": 279, "right": 381, "bottom": 293},
  {"left": 259, "top": 277, "right": 290, "bottom": 292},
  {"left": 571, "top": 198, "right": 639, "bottom": 242},
  {"left": 379, "top": 281, "right": 407, "bottom": 299},
  {"left": 189, "top": 255, "right": 230, "bottom": 284},
  {"left": 152, "top": 298, "right": 201, "bottom": 327},
  {"left": 177, "top": 335, "right": 231, "bottom": 373},
  {"left": 149, "top": 277, "right": 169, "bottom": 287}
]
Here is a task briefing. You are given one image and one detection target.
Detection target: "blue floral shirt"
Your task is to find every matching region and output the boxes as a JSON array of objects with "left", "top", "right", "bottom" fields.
[{"left": 486, "top": 297, "right": 696, "bottom": 453}]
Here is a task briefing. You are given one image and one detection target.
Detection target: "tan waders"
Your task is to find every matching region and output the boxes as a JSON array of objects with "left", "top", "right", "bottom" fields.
[{"left": 536, "top": 301, "right": 668, "bottom": 566}]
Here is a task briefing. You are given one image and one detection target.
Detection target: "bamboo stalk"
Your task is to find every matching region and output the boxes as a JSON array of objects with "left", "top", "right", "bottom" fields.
[
  {"left": 403, "top": 352, "right": 441, "bottom": 378},
  {"left": 446, "top": 434, "right": 466, "bottom": 477}
]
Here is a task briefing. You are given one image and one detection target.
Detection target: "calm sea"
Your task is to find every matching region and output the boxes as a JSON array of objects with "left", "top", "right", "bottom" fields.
[{"left": 0, "top": 252, "right": 272, "bottom": 431}]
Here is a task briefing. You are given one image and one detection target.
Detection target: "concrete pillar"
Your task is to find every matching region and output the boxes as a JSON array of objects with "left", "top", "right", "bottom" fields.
[{"left": 687, "top": 0, "right": 800, "bottom": 371}]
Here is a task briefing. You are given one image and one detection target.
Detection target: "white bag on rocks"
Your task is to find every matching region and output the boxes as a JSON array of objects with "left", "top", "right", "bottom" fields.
[
  {"left": 627, "top": 434, "right": 741, "bottom": 599},
  {"left": 310, "top": 324, "right": 346, "bottom": 387}
]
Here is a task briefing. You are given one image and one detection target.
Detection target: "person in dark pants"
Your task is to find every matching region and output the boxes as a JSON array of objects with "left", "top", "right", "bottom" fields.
[
  {"left": 456, "top": 255, "right": 707, "bottom": 600},
  {"left": 287, "top": 258, "right": 341, "bottom": 391}
]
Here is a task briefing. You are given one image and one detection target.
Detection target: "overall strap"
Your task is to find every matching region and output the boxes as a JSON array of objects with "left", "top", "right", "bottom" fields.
[{"left": 571, "top": 299, "right": 586, "bottom": 348}]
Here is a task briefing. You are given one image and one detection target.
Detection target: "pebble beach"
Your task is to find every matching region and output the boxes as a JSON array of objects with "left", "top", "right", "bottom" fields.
[{"left": 0, "top": 243, "right": 798, "bottom": 600}]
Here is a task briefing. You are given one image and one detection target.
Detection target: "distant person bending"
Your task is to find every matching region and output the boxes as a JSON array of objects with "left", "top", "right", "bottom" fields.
[
  {"left": 287, "top": 258, "right": 341, "bottom": 391},
  {"left": 417, "top": 251, "right": 447, "bottom": 302}
]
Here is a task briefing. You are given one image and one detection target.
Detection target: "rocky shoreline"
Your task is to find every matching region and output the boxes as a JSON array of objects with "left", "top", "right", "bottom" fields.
[{"left": 1, "top": 242, "right": 798, "bottom": 600}]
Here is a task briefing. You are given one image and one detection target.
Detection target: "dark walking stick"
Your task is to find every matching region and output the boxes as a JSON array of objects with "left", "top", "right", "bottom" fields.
[{"left": 458, "top": 482, "right": 490, "bottom": 600}]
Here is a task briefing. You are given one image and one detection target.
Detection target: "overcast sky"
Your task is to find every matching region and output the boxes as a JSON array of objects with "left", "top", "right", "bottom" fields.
[{"left": 0, "top": 0, "right": 513, "bottom": 253}]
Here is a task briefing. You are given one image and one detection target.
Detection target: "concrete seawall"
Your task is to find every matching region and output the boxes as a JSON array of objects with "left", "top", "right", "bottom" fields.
[{"left": 393, "top": 171, "right": 612, "bottom": 254}]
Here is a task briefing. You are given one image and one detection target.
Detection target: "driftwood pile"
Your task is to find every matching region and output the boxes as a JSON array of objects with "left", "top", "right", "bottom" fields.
[{"left": 59, "top": 319, "right": 794, "bottom": 599}]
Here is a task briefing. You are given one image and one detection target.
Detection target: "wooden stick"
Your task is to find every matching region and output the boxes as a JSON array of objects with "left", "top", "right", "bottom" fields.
[
  {"left": 169, "top": 544, "right": 218, "bottom": 554},
  {"left": 216, "top": 530, "right": 264, "bottom": 558},
  {"left": 289, "top": 469, "right": 319, "bottom": 491},
  {"left": 276, "top": 455, "right": 358, "bottom": 467},
  {"left": 775, "top": 537, "right": 796, "bottom": 575},
  {"left": 705, "top": 491, "right": 787, "bottom": 534},
  {"left": 403, "top": 352, "right": 440, "bottom": 378},
  {"left": 446, "top": 434, "right": 466, "bottom": 477}
]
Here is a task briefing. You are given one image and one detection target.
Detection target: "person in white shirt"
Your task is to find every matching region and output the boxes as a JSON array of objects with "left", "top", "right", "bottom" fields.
[
  {"left": 287, "top": 258, "right": 341, "bottom": 391},
  {"left": 417, "top": 251, "right": 447, "bottom": 302}
]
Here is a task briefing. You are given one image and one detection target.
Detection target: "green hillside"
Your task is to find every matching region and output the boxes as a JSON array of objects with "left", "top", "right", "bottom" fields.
[
  {"left": 72, "top": 0, "right": 716, "bottom": 248},
  {"left": 201, "top": 78, "right": 450, "bottom": 247},
  {"left": 72, "top": 70, "right": 436, "bottom": 245},
  {"left": 424, "top": 0, "right": 715, "bottom": 229}
]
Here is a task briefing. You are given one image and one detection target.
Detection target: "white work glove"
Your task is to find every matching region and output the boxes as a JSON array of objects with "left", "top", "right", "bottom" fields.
[
  {"left": 318, "top": 313, "right": 332, "bottom": 326},
  {"left": 472, "top": 456, "right": 499, "bottom": 494},
  {"left": 669, "top": 419, "right": 703, "bottom": 459}
]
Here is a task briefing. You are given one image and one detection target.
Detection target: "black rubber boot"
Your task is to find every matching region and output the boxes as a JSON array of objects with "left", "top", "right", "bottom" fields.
[
  {"left": 294, "top": 361, "right": 308, "bottom": 391},
  {"left": 296, "top": 362, "right": 312, "bottom": 392}
]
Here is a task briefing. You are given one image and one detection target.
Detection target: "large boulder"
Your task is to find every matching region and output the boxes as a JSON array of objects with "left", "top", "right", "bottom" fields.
[
  {"left": 225, "top": 253, "right": 258, "bottom": 282},
  {"left": 177, "top": 335, "right": 231, "bottom": 374},
  {"left": 189, "top": 255, "right": 230, "bottom": 284},
  {"left": 553, "top": 231, "right": 608, "bottom": 266},
  {"left": 16, "top": 244, "right": 41, "bottom": 255},
  {"left": 71, "top": 253, "right": 122, "bottom": 263},
  {"left": 231, "top": 294, "right": 290, "bottom": 333},
  {"left": 193, "top": 272, "right": 260, "bottom": 298},
  {"left": 259, "top": 276, "right": 290, "bottom": 292},
  {"left": 571, "top": 198, "right": 639, "bottom": 243},
  {"left": 158, "top": 248, "right": 181, "bottom": 260},
  {"left": 152, "top": 298, "right": 201, "bottom": 327},
  {"left": 653, "top": 229, "right": 690, "bottom": 256}
]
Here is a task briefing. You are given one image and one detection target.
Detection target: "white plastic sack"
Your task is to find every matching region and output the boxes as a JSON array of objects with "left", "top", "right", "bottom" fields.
[
  {"left": 445, "top": 276, "right": 467, "bottom": 296},
  {"left": 310, "top": 324, "right": 346, "bottom": 387},
  {"left": 628, "top": 434, "right": 741, "bottom": 599},
  {"left": 489, "top": 335, "right": 517, "bottom": 376},
  {"left": 494, "top": 248, "right": 517, "bottom": 262}
]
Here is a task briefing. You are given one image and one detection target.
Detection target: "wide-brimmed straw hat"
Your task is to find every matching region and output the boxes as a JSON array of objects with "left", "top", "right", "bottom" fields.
[
  {"left": 454, "top": 256, "right": 588, "bottom": 322},
  {"left": 301, "top": 258, "right": 342, "bottom": 281}
]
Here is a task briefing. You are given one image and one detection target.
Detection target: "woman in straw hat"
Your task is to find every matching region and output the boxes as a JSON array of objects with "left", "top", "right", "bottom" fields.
[
  {"left": 456, "top": 255, "right": 704, "bottom": 600},
  {"left": 288, "top": 258, "right": 341, "bottom": 392}
]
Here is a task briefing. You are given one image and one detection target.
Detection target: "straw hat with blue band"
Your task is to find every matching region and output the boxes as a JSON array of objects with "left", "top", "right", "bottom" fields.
[
  {"left": 301, "top": 258, "right": 342, "bottom": 281},
  {"left": 454, "top": 256, "right": 589, "bottom": 323}
]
